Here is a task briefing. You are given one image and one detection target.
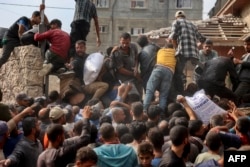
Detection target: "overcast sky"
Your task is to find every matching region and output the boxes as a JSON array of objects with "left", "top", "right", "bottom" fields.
[{"left": 0, "top": 0, "right": 216, "bottom": 33}]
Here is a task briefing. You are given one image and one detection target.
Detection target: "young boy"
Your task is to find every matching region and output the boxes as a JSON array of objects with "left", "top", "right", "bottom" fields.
[
  {"left": 67, "top": 146, "right": 98, "bottom": 167},
  {"left": 137, "top": 142, "right": 155, "bottom": 167}
]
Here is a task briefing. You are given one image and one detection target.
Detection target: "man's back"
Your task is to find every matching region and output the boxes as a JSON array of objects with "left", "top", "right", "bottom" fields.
[
  {"left": 170, "top": 18, "right": 203, "bottom": 59},
  {"left": 94, "top": 144, "right": 138, "bottom": 167},
  {"left": 139, "top": 43, "right": 159, "bottom": 78},
  {"left": 7, "top": 137, "right": 43, "bottom": 167},
  {"left": 201, "top": 56, "right": 237, "bottom": 86},
  {"left": 159, "top": 149, "right": 186, "bottom": 167},
  {"left": 34, "top": 29, "right": 70, "bottom": 59},
  {"left": 6, "top": 16, "right": 31, "bottom": 39},
  {"left": 73, "top": 0, "right": 97, "bottom": 22}
]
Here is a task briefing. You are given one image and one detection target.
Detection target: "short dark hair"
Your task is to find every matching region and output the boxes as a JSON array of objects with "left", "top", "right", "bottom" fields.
[
  {"left": 120, "top": 32, "right": 131, "bottom": 39},
  {"left": 22, "top": 117, "right": 37, "bottom": 136},
  {"left": 137, "top": 141, "right": 154, "bottom": 156},
  {"left": 76, "top": 40, "right": 86, "bottom": 46},
  {"left": 99, "top": 123, "right": 115, "bottom": 140},
  {"left": 204, "top": 39, "right": 213, "bottom": 45},
  {"left": 99, "top": 115, "right": 112, "bottom": 126},
  {"left": 236, "top": 116, "right": 250, "bottom": 134},
  {"left": 106, "top": 46, "right": 113, "bottom": 56},
  {"left": 46, "top": 124, "right": 64, "bottom": 142},
  {"left": 175, "top": 117, "right": 189, "bottom": 128},
  {"left": 165, "top": 42, "right": 173, "bottom": 48},
  {"left": 75, "top": 147, "right": 98, "bottom": 163},
  {"left": 120, "top": 133, "right": 134, "bottom": 144},
  {"left": 172, "top": 110, "right": 189, "bottom": 119},
  {"left": 129, "top": 121, "right": 147, "bottom": 141},
  {"left": 50, "top": 19, "right": 62, "bottom": 28},
  {"left": 167, "top": 102, "right": 183, "bottom": 118},
  {"left": 170, "top": 125, "right": 188, "bottom": 146},
  {"left": 115, "top": 123, "right": 129, "bottom": 139},
  {"left": 158, "top": 120, "right": 169, "bottom": 136},
  {"left": 147, "top": 127, "right": 164, "bottom": 150},
  {"left": 32, "top": 11, "right": 40, "bottom": 17},
  {"left": 188, "top": 120, "right": 203, "bottom": 136},
  {"left": 131, "top": 101, "right": 143, "bottom": 118},
  {"left": 73, "top": 120, "right": 84, "bottom": 136},
  {"left": 137, "top": 35, "right": 148, "bottom": 48},
  {"left": 205, "top": 131, "right": 221, "bottom": 151},
  {"left": 244, "top": 36, "right": 250, "bottom": 43},
  {"left": 147, "top": 105, "right": 162, "bottom": 120},
  {"left": 48, "top": 90, "right": 60, "bottom": 102}
]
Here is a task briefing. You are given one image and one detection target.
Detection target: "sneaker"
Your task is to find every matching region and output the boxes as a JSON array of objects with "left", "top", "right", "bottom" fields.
[
  {"left": 38, "top": 63, "right": 53, "bottom": 77},
  {"left": 58, "top": 70, "right": 75, "bottom": 80},
  {"left": 56, "top": 67, "right": 67, "bottom": 74}
]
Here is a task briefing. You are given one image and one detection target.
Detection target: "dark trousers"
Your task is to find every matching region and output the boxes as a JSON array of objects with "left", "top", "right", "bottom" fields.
[
  {"left": 45, "top": 50, "right": 65, "bottom": 73},
  {"left": 69, "top": 20, "right": 90, "bottom": 57},
  {"left": 198, "top": 79, "right": 238, "bottom": 104},
  {"left": 234, "top": 81, "right": 250, "bottom": 99},
  {"left": 0, "top": 38, "right": 21, "bottom": 67}
]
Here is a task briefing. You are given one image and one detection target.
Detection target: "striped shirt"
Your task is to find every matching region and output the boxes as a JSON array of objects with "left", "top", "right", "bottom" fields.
[
  {"left": 73, "top": 0, "right": 97, "bottom": 22},
  {"left": 169, "top": 18, "right": 206, "bottom": 59}
]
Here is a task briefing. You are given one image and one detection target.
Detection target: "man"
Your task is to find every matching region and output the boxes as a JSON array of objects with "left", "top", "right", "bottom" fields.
[
  {"left": 0, "top": 117, "right": 43, "bottom": 167},
  {"left": 0, "top": 105, "right": 37, "bottom": 161},
  {"left": 70, "top": 0, "right": 101, "bottom": 56},
  {"left": 34, "top": 19, "right": 71, "bottom": 77},
  {"left": 137, "top": 35, "right": 160, "bottom": 91},
  {"left": 37, "top": 106, "right": 91, "bottom": 167},
  {"left": 94, "top": 123, "right": 138, "bottom": 167},
  {"left": 127, "top": 121, "right": 147, "bottom": 154},
  {"left": 71, "top": 40, "right": 108, "bottom": 100},
  {"left": 112, "top": 32, "right": 142, "bottom": 98},
  {"left": 15, "top": 93, "right": 31, "bottom": 113},
  {"left": 73, "top": 147, "right": 98, "bottom": 167},
  {"left": 110, "top": 107, "right": 126, "bottom": 128},
  {"left": 143, "top": 43, "right": 176, "bottom": 111},
  {"left": 159, "top": 125, "right": 189, "bottom": 167},
  {"left": 0, "top": 10, "right": 41, "bottom": 68},
  {"left": 197, "top": 56, "right": 238, "bottom": 104},
  {"left": 43, "top": 106, "right": 67, "bottom": 148},
  {"left": 233, "top": 36, "right": 250, "bottom": 100},
  {"left": 130, "top": 101, "right": 144, "bottom": 121},
  {"left": 194, "top": 39, "right": 218, "bottom": 82},
  {"left": 169, "top": 10, "right": 206, "bottom": 95}
]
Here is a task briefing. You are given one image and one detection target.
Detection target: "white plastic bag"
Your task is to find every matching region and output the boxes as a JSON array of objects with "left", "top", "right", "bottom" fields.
[
  {"left": 185, "top": 89, "right": 226, "bottom": 125},
  {"left": 83, "top": 52, "right": 104, "bottom": 85}
]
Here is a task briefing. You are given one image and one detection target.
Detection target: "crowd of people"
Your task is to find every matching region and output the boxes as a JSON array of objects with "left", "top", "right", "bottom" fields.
[{"left": 0, "top": 1, "right": 250, "bottom": 167}]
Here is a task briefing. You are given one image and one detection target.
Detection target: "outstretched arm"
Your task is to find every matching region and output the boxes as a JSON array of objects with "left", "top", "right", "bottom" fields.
[{"left": 176, "top": 95, "right": 197, "bottom": 120}]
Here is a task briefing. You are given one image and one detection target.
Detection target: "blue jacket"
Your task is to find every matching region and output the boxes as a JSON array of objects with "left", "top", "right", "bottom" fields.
[{"left": 94, "top": 144, "right": 138, "bottom": 167}]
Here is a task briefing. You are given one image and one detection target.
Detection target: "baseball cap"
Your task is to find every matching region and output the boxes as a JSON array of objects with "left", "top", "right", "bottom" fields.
[
  {"left": 16, "top": 93, "right": 30, "bottom": 101},
  {"left": 49, "top": 106, "right": 67, "bottom": 120},
  {"left": 0, "top": 121, "right": 8, "bottom": 141},
  {"left": 175, "top": 10, "right": 185, "bottom": 18}
]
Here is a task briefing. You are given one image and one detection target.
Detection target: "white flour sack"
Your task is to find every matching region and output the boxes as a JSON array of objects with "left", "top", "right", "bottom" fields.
[
  {"left": 83, "top": 52, "right": 104, "bottom": 85},
  {"left": 185, "top": 89, "right": 226, "bottom": 125}
]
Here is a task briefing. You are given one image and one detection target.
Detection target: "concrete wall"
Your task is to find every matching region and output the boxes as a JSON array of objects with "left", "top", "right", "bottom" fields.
[
  {"left": 241, "top": 3, "right": 250, "bottom": 28},
  {"left": 86, "top": 0, "right": 203, "bottom": 53},
  {"left": 0, "top": 45, "right": 44, "bottom": 104}
]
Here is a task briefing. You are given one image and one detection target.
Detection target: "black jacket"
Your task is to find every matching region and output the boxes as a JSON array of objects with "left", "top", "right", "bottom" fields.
[{"left": 200, "top": 56, "right": 238, "bottom": 88}]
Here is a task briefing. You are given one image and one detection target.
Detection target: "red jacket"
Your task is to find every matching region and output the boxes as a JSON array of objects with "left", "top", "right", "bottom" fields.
[{"left": 34, "top": 29, "right": 70, "bottom": 60}]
